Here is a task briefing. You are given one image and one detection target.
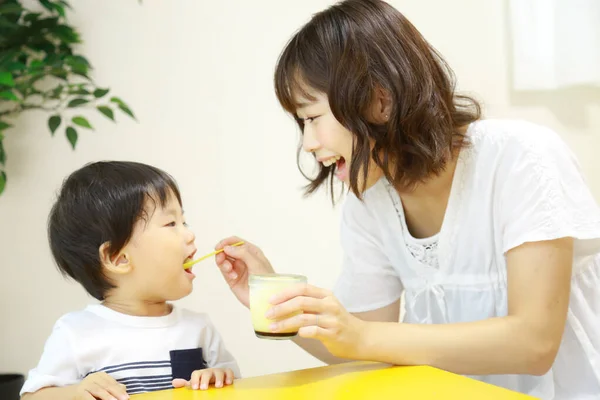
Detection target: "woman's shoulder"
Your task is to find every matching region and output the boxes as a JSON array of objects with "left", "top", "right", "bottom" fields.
[
  {"left": 468, "top": 118, "right": 568, "bottom": 153},
  {"left": 340, "top": 180, "right": 392, "bottom": 231},
  {"left": 466, "top": 118, "right": 579, "bottom": 171}
]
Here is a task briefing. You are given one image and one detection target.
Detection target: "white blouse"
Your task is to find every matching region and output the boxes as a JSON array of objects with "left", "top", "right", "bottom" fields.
[{"left": 334, "top": 119, "right": 600, "bottom": 400}]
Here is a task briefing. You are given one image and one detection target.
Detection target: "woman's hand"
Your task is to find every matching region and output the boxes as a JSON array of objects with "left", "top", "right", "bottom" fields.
[
  {"left": 266, "top": 284, "right": 368, "bottom": 360},
  {"left": 214, "top": 236, "right": 275, "bottom": 308}
]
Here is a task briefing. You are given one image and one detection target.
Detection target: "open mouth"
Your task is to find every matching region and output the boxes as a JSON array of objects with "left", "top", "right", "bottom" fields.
[
  {"left": 334, "top": 157, "right": 347, "bottom": 181},
  {"left": 318, "top": 155, "right": 348, "bottom": 181},
  {"left": 321, "top": 155, "right": 341, "bottom": 167},
  {"left": 183, "top": 251, "right": 196, "bottom": 275}
]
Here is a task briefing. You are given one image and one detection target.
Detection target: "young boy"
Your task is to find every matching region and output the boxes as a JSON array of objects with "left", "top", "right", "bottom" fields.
[{"left": 20, "top": 161, "right": 240, "bottom": 400}]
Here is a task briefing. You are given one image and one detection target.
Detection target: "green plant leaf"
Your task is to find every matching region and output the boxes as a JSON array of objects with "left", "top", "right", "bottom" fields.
[
  {"left": 0, "top": 132, "right": 6, "bottom": 165},
  {"left": 69, "top": 88, "right": 90, "bottom": 95},
  {"left": 66, "top": 126, "right": 77, "bottom": 149},
  {"left": 48, "top": 115, "right": 61, "bottom": 135},
  {"left": 0, "top": 121, "right": 12, "bottom": 130},
  {"left": 54, "top": 4, "right": 66, "bottom": 17},
  {"left": 118, "top": 104, "right": 136, "bottom": 120},
  {"left": 67, "top": 55, "right": 90, "bottom": 67},
  {"left": 66, "top": 56, "right": 90, "bottom": 77},
  {"left": 24, "top": 12, "right": 41, "bottom": 23},
  {"left": 0, "top": 16, "right": 19, "bottom": 29},
  {"left": 59, "top": 0, "right": 72, "bottom": 9},
  {"left": 38, "top": 0, "right": 55, "bottom": 12},
  {"left": 0, "top": 170, "right": 6, "bottom": 195},
  {"left": 110, "top": 96, "right": 125, "bottom": 106},
  {"left": 6, "top": 62, "right": 26, "bottom": 72},
  {"left": 72, "top": 116, "right": 93, "bottom": 130},
  {"left": 0, "top": 90, "right": 18, "bottom": 101},
  {"left": 52, "top": 70, "right": 68, "bottom": 80},
  {"left": 0, "top": 50, "right": 19, "bottom": 70},
  {"left": 111, "top": 97, "right": 136, "bottom": 120},
  {"left": 0, "top": 72, "right": 15, "bottom": 87},
  {"left": 54, "top": 24, "right": 80, "bottom": 44},
  {"left": 73, "top": 72, "right": 91, "bottom": 80},
  {"left": 67, "top": 98, "right": 89, "bottom": 108},
  {"left": 49, "top": 85, "right": 64, "bottom": 99},
  {"left": 97, "top": 106, "right": 115, "bottom": 121},
  {"left": 93, "top": 88, "right": 109, "bottom": 98},
  {"left": 30, "top": 60, "right": 44, "bottom": 70},
  {"left": 0, "top": 3, "right": 24, "bottom": 14}
]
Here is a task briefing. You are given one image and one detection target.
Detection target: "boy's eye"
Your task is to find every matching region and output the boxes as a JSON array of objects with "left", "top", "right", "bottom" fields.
[{"left": 165, "top": 221, "right": 176, "bottom": 227}]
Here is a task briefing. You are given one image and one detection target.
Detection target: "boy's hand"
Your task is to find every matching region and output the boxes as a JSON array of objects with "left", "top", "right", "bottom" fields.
[
  {"left": 172, "top": 368, "right": 235, "bottom": 390},
  {"left": 75, "top": 372, "right": 129, "bottom": 400}
]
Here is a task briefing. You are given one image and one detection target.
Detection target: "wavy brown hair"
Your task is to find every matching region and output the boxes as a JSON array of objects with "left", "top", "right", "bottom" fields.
[{"left": 274, "top": 0, "right": 481, "bottom": 200}]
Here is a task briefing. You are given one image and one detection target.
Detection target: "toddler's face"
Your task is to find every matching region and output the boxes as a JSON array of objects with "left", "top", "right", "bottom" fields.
[{"left": 122, "top": 191, "right": 197, "bottom": 302}]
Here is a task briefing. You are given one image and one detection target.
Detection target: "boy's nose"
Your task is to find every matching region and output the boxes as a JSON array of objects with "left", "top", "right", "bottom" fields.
[{"left": 185, "top": 226, "right": 196, "bottom": 244}]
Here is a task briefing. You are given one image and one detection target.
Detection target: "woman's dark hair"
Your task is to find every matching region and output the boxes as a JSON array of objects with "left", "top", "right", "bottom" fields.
[
  {"left": 48, "top": 161, "right": 181, "bottom": 300},
  {"left": 274, "top": 0, "right": 481, "bottom": 200}
]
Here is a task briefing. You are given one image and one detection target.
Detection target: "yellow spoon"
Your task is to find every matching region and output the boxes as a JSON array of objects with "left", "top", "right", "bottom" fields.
[{"left": 183, "top": 241, "right": 244, "bottom": 269}]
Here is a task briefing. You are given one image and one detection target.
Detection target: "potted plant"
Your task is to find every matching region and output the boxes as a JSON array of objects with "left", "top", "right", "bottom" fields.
[{"left": 0, "top": 0, "right": 136, "bottom": 195}]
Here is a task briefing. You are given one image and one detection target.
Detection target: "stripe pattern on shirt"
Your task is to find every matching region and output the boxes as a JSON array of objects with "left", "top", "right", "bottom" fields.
[{"left": 89, "top": 361, "right": 173, "bottom": 395}]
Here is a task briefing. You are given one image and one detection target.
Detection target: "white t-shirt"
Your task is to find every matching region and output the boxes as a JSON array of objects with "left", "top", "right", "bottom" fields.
[
  {"left": 20, "top": 304, "right": 241, "bottom": 396},
  {"left": 334, "top": 119, "right": 600, "bottom": 400}
]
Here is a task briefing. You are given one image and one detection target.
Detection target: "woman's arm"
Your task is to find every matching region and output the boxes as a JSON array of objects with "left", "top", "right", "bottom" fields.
[{"left": 269, "top": 238, "right": 572, "bottom": 376}]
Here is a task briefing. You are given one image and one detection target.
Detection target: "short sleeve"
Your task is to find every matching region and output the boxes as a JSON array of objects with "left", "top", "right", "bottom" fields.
[
  {"left": 333, "top": 193, "right": 404, "bottom": 313},
  {"left": 20, "top": 321, "right": 80, "bottom": 395},
  {"left": 198, "top": 316, "right": 241, "bottom": 379},
  {"left": 497, "top": 128, "right": 600, "bottom": 256}
]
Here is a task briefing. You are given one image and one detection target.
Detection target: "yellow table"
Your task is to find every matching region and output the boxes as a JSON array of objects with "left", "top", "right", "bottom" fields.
[{"left": 132, "top": 362, "right": 536, "bottom": 399}]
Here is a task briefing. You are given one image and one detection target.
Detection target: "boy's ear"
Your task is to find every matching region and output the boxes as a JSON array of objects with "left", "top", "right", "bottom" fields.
[{"left": 99, "top": 242, "right": 133, "bottom": 275}]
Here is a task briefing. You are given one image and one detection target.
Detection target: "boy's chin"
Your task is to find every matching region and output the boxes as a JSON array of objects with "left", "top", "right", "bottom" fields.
[
  {"left": 176, "top": 282, "right": 195, "bottom": 298},
  {"left": 159, "top": 284, "right": 194, "bottom": 302}
]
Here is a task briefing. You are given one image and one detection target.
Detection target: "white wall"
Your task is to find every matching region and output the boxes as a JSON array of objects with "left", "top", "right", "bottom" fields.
[{"left": 1, "top": 0, "right": 599, "bottom": 379}]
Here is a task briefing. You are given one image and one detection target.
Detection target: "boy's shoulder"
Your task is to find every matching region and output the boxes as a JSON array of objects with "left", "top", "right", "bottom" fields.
[
  {"left": 53, "top": 304, "right": 215, "bottom": 333},
  {"left": 52, "top": 304, "right": 111, "bottom": 332}
]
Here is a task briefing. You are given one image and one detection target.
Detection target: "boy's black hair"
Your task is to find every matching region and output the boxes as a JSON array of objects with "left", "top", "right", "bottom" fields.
[{"left": 48, "top": 161, "right": 182, "bottom": 300}]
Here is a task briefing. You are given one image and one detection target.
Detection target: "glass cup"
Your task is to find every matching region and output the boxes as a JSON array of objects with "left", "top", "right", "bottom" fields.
[{"left": 249, "top": 273, "right": 307, "bottom": 340}]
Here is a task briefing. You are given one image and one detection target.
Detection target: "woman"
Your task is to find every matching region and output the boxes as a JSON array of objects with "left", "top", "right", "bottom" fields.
[{"left": 216, "top": 1, "right": 600, "bottom": 398}]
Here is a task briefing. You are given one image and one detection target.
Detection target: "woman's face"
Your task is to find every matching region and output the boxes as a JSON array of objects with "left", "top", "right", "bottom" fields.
[{"left": 294, "top": 89, "right": 384, "bottom": 192}]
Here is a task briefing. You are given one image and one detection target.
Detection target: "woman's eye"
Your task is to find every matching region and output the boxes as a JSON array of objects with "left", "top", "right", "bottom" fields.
[
  {"left": 304, "top": 115, "right": 319, "bottom": 123},
  {"left": 165, "top": 221, "right": 176, "bottom": 227}
]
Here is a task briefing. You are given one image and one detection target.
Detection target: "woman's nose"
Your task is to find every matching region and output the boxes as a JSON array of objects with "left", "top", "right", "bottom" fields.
[{"left": 302, "top": 125, "right": 320, "bottom": 153}]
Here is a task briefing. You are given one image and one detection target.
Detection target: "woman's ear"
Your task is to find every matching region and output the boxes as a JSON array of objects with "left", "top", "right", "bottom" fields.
[
  {"left": 368, "top": 86, "right": 393, "bottom": 124},
  {"left": 99, "top": 242, "right": 133, "bottom": 275}
]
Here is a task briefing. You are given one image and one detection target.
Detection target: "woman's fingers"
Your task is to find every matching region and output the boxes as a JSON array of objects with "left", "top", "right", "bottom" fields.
[
  {"left": 270, "top": 312, "right": 332, "bottom": 333},
  {"left": 215, "top": 236, "right": 246, "bottom": 251},
  {"left": 298, "top": 325, "right": 336, "bottom": 341},
  {"left": 270, "top": 284, "right": 331, "bottom": 305},
  {"left": 222, "top": 244, "right": 274, "bottom": 274},
  {"left": 266, "top": 296, "right": 327, "bottom": 319}
]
